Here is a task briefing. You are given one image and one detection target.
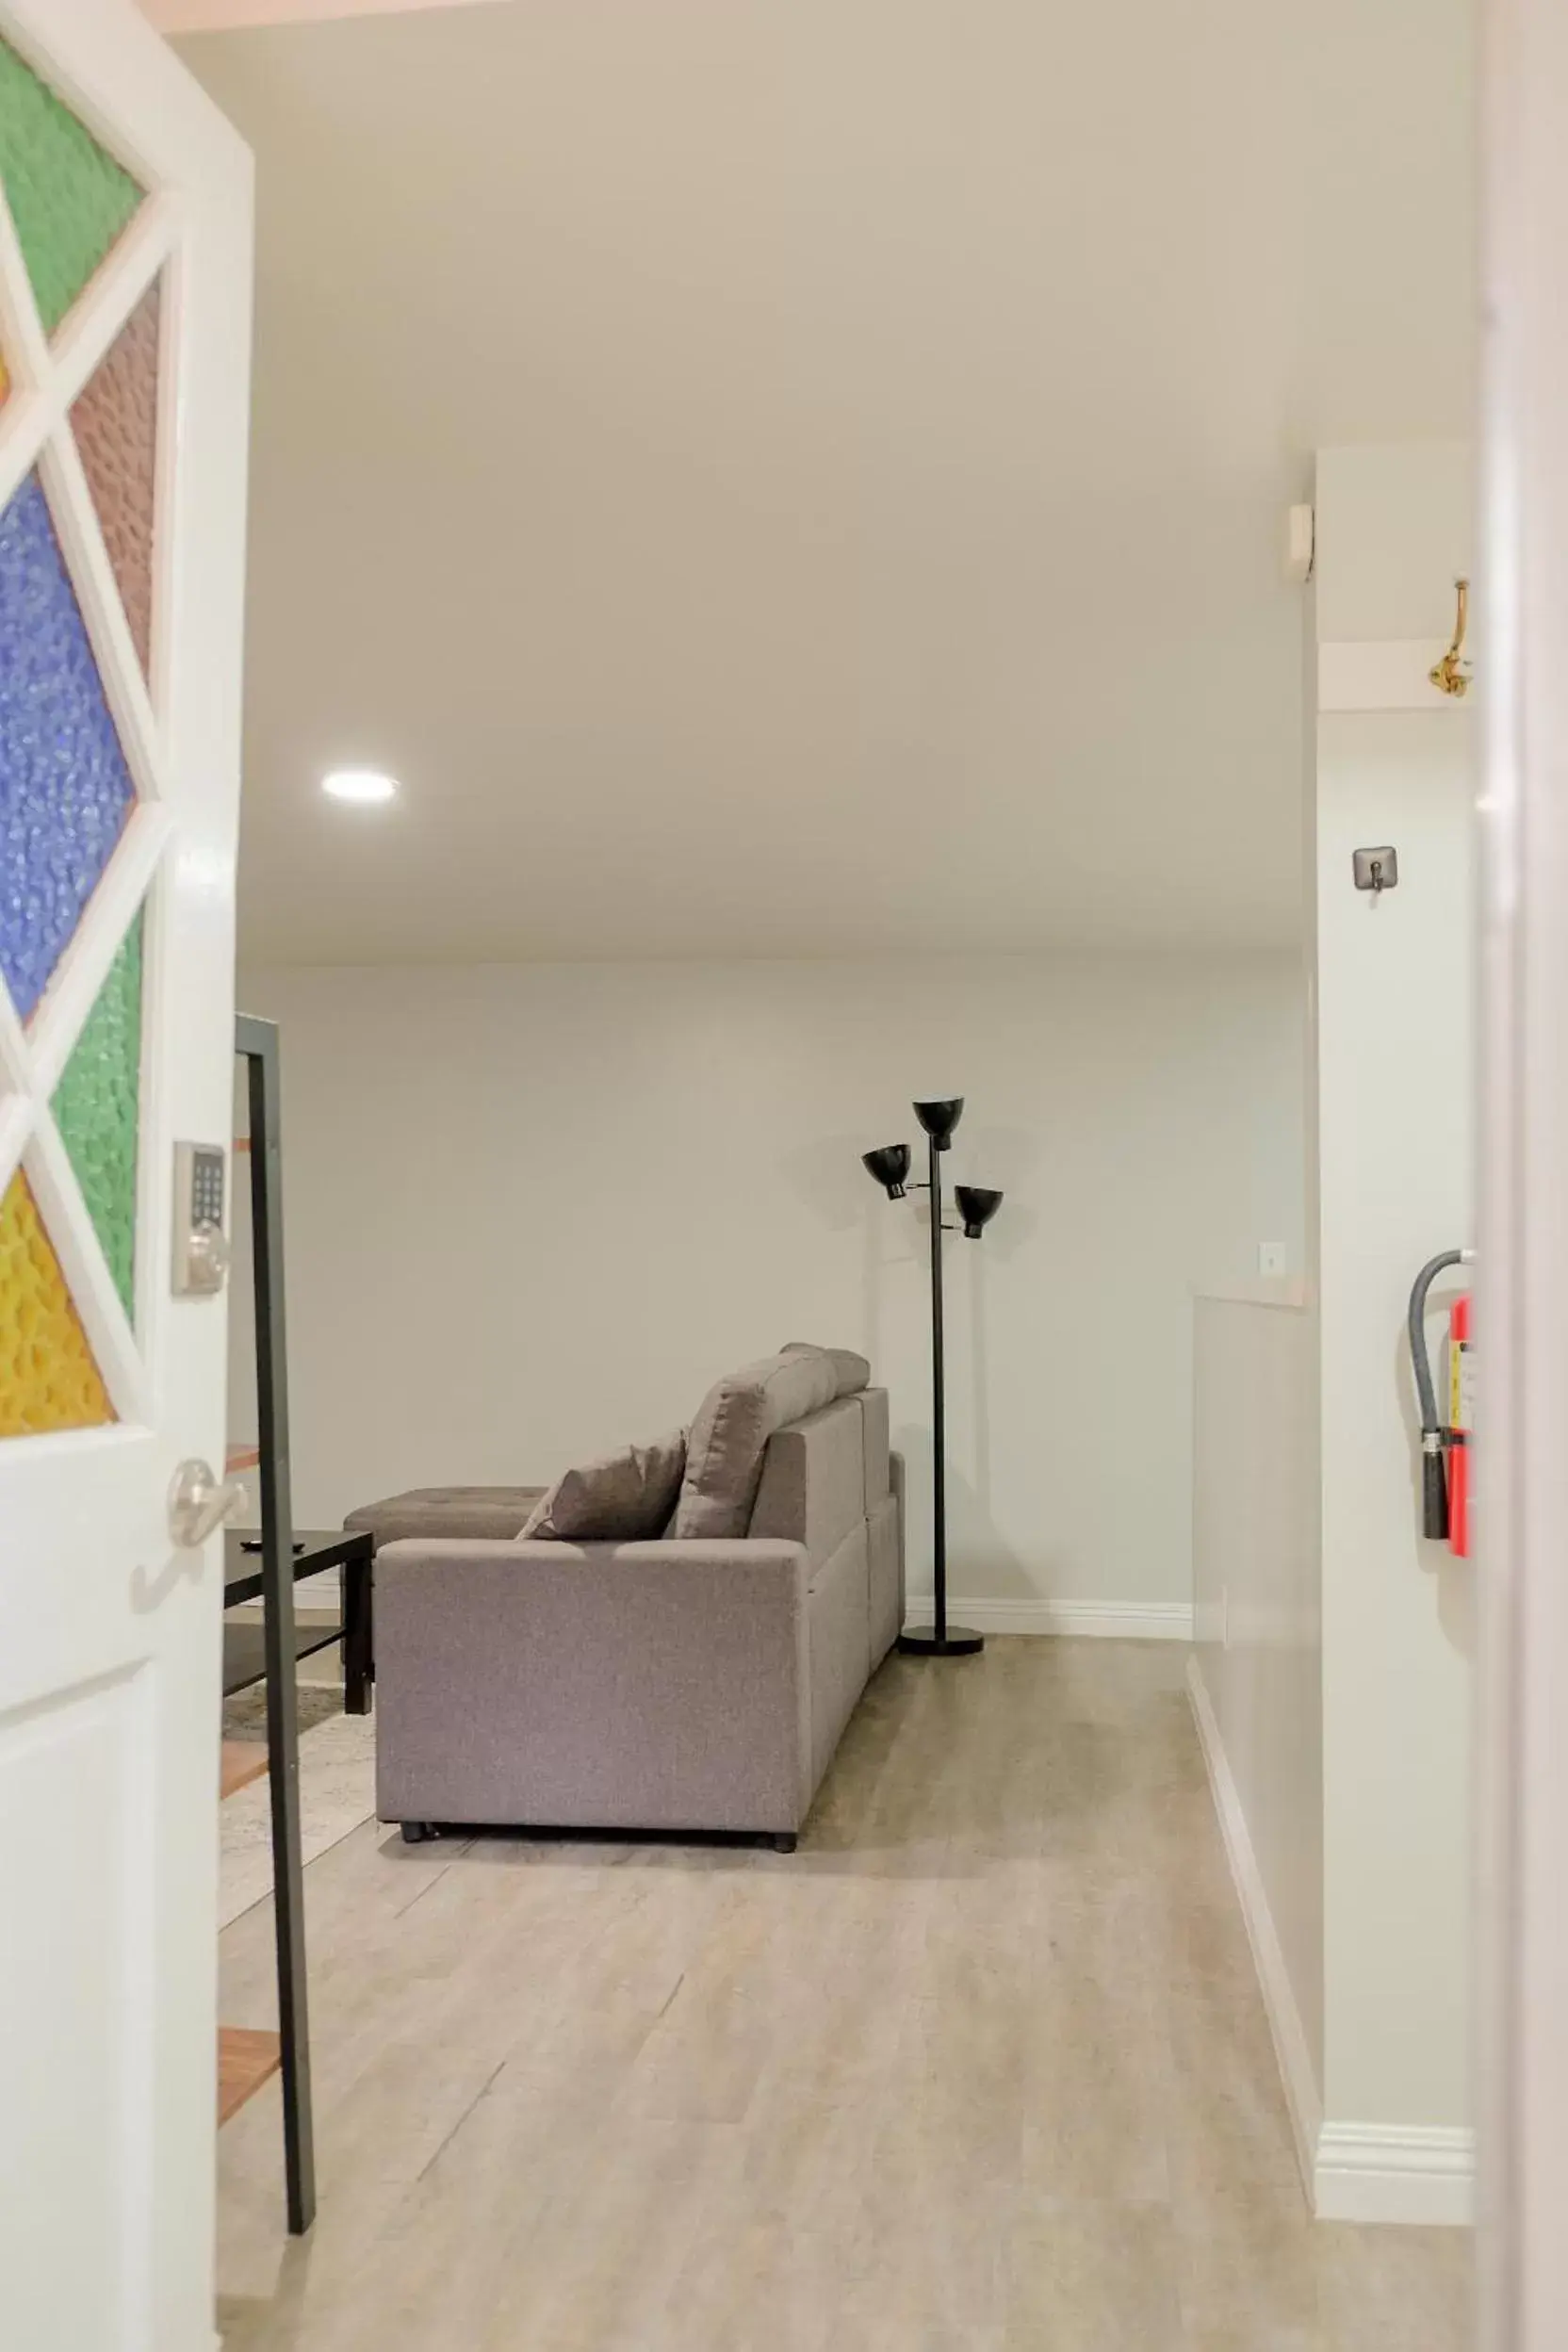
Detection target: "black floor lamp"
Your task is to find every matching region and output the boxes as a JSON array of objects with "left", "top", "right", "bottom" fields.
[{"left": 862, "top": 1098, "right": 1003, "bottom": 1658}]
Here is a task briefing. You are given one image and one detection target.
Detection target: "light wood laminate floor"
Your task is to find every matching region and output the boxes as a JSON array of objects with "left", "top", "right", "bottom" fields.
[{"left": 217, "top": 1638, "right": 1473, "bottom": 2350}]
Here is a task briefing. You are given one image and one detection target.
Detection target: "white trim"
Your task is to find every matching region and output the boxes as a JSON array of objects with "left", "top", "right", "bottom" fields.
[
  {"left": 1315, "top": 2123, "right": 1476, "bottom": 2228},
  {"left": 0, "top": 1088, "right": 35, "bottom": 1200},
  {"left": 26, "top": 1116, "right": 150, "bottom": 1428},
  {"left": 27, "top": 812, "right": 171, "bottom": 1098},
  {"left": 1188, "top": 1658, "right": 1477, "bottom": 2229},
  {"left": 1476, "top": 0, "right": 1568, "bottom": 2329},
  {"left": 1317, "top": 639, "right": 1470, "bottom": 712},
  {"left": 904, "top": 1596, "right": 1193, "bottom": 1640},
  {"left": 1190, "top": 1277, "right": 1309, "bottom": 1311},
  {"left": 1186, "top": 1658, "right": 1323, "bottom": 2197}
]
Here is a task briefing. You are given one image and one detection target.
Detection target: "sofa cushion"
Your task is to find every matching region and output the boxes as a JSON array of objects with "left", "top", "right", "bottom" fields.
[
  {"left": 344, "top": 1486, "right": 547, "bottom": 1550},
  {"left": 519, "top": 1429, "right": 688, "bottom": 1543},
  {"left": 749, "top": 1395, "right": 871, "bottom": 1568},
  {"left": 868, "top": 1491, "right": 902, "bottom": 1664},
  {"left": 672, "top": 1348, "right": 839, "bottom": 1541},
  {"left": 858, "top": 1387, "right": 890, "bottom": 1511},
  {"left": 781, "top": 1342, "right": 871, "bottom": 1399},
  {"left": 807, "top": 1522, "right": 872, "bottom": 1794}
]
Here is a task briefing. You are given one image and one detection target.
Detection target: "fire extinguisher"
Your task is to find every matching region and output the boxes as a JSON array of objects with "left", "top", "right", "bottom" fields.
[
  {"left": 1407, "top": 1250, "right": 1475, "bottom": 1557},
  {"left": 1446, "top": 1292, "right": 1473, "bottom": 1560}
]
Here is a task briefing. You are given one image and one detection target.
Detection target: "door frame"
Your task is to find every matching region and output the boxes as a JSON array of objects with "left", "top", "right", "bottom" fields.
[{"left": 1477, "top": 0, "right": 1568, "bottom": 2344}]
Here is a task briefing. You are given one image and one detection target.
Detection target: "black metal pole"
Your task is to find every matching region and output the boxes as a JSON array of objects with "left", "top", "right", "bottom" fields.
[
  {"left": 929, "top": 1130, "right": 947, "bottom": 1643},
  {"left": 239, "top": 1015, "right": 316, "bottom": 2236},
  {"left": 895, "top": 1120, "right": 981, "bottom": 1658}
]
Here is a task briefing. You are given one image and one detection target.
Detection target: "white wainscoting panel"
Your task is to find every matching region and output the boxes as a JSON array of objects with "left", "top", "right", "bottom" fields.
[{"left": 1188, "top": 1657, "right": 1323, "bottom": 2196}]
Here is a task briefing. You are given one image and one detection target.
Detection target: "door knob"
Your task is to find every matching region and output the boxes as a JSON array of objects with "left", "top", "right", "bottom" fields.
[{"left": 169, "top": 1458, "right": 248, "bottom": 1547}]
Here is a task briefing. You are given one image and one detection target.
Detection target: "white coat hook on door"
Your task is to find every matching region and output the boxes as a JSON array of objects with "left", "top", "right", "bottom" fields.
[{"left": 168, "top": 1459, "right": 248, "bottom": 1548}]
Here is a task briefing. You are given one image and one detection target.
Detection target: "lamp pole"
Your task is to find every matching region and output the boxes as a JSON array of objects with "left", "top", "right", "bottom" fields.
[
  {"left": 926, "top": 1121, "right": 950, "bottom": 1645},
  {"left": 861, "top": 1099, "right": 1003, "bottom": 1659}
]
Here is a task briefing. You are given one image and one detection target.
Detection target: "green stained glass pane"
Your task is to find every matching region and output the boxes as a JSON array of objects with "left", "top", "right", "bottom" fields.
[
  {"left": 0, "top": 39, "right": 141, "bottom": 337},
  {"left": 52, "top": 910, "right": 142, "bottom": 1321}
]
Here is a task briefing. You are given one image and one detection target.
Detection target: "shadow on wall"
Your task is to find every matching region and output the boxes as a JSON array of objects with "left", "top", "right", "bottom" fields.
[
  {"left": 893, "top": 1422, "right": 1040, "bottom": 1604},
  {"left": 776, "top": 1134, "right": 907, "bottom": 1364},
  {"left": 771, "top": 1128, "right": 1052, "bottom": 1605},
  {"left": 776, "top": 1134, "right": 883, "bottom": 1233},
  {"left": 959, "top": 1124, "right": 1046, "bottom": 1265}
]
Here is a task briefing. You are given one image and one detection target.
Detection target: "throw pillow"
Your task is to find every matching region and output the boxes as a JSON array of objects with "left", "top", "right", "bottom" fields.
[
  {"left": 672, "top": 1348, "right": 839, "bottom": 1541},
  {"left": 779, "top": 1341, "right": 871, "bottom": 1399},
  {"left": 519, "top": 1429, "right": 688, "bottom": 1543}
]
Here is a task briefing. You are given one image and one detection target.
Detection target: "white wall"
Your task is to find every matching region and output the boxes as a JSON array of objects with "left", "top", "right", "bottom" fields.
[
  {"left": 1190, "top": 446, "right": 1475, "bottom": 2226},
  {"left": 232, "top": 952, "right": 1303, "bottom": 1620},
  {"left": 1316, "top": 706, "right": 1474, "bottom": 2140},
  {"left": 1315, "top": 446, "right": 1475, "bottom": 2173}
]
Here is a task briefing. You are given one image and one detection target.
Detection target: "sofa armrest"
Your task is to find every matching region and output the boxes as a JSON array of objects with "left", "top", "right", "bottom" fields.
[{"left": 375, "top": 1537, "right": 811, "bottom": 1835}]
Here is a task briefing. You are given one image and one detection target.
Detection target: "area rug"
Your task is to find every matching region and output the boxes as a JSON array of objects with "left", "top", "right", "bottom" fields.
[{"left": 220, "top": 1683, "right": 377, "bottom": 1929}]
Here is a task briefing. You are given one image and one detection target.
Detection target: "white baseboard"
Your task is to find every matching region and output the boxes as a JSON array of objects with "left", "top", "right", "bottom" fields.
[
  {"left": 904, "top": 1597, "right": 1193, "bottom": 1641},
  {"left": 1186, "top": 1658, "right": 1323, "bottom": 2198},
  {"left": 1314, "top": 2123, "right": 1475, "bottom": 2227},
  {"left": 1187, "top": 1658, "right": 1475, "bottom": 2229}
]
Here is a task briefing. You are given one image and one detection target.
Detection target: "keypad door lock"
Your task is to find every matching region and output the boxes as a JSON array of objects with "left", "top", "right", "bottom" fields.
[{"left": 172, "top": 1141, "right": 231, "bottom": 1296}]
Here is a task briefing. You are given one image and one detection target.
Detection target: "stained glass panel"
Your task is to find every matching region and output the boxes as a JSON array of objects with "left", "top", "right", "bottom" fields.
[
  {"left": 0, "top": 1168, "right": 113, "bottom": 1432},
  {"left": 0, "top": 473, "right": 138, "bottom": 1024},
  {"left": 0, "top": 38, "right": 142, "bottom": 337},
  {"left": 72, "top": 281, "right": 159, "bottom": 681},
  {"left": 52, "top": 909, "right": 141, "bottom": 1321}
]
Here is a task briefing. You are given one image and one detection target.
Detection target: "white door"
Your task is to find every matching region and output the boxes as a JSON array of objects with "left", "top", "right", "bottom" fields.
[
  {"left": 1478, "top": 1, "right": 1568, "bottom": 2344},
  {"left": 0, "top": 5, "right": 252, "bottom": 2348}
]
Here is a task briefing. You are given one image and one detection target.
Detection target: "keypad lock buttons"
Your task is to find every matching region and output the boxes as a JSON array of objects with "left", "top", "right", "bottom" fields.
[{"left": 172, "top": 1141, "right": 230, "bottom": 1297}]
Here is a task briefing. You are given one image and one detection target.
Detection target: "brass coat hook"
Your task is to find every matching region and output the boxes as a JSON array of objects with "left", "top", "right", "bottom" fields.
[{"left": 1429, "top": 578, "right": 1472, "bottom": 699}]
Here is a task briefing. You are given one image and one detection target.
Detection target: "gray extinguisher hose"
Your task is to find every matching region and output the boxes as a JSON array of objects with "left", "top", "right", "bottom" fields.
[{"left": 1409, "top": 1250, "right": 1464, "bottom": 1539}]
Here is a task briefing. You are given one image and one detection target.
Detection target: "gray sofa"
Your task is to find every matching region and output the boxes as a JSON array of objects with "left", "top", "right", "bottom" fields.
[{"left": 354, "top": 1376, "right": 903, "bottom": 1851}]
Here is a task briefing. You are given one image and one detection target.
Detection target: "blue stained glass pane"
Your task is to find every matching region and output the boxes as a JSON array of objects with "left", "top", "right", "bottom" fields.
[{"left": 0, "top": 474, "right": 136, "bottom": 1023}]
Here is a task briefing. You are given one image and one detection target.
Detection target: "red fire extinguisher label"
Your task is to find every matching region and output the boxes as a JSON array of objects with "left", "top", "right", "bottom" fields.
[{"left": 1450, "top": 1336, "right": 1474, "bottom": 1434}]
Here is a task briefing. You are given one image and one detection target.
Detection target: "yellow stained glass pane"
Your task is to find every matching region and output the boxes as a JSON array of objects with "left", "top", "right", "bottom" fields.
[{"left": 0, "top": 1168, "right": 113, "bottom": 1433}]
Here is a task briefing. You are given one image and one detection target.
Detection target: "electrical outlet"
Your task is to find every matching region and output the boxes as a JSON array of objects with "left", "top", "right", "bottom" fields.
[{"left": 1258, "top": 1242, "right": 1287, "bottom": 1278}]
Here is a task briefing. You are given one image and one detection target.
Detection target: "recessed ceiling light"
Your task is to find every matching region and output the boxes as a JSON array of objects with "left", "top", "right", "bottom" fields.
[{"left": 321, "top": 767, "right": 399, "bottom": 805}]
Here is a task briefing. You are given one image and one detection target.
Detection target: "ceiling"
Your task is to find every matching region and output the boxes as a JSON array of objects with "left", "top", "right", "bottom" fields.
[{"left": 175, "top": 0, "right": 1475, "bottom": 965}]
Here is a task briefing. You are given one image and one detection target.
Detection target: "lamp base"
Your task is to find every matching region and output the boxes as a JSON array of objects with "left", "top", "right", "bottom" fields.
[{"left": 897, "top": 1625, "right": 984, "bottom": 1658}]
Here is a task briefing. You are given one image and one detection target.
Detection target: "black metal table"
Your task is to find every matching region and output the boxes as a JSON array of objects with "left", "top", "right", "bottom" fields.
[{"left": 223, "top": 1527, "right": 374, "bottom": 1714}]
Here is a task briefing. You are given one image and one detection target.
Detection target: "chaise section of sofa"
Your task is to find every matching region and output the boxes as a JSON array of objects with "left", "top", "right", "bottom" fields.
[{"left": 345, "top": 1485, "right": 546, "bottom": 1549}]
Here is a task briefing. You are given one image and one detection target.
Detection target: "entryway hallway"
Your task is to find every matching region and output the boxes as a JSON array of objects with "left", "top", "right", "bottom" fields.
[{"left": 215, "top": 1641, "right": 1469, "bottom": 2348}]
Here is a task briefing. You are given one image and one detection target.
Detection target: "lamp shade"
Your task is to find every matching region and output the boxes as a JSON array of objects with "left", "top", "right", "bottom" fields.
[
  {"left": 913, "top": 1098, "right": 964, "bottom": 1151},
  {"left": 862, "top": 1143, "right": 911, "bottom": 1200},
  {"left": 955, "top": 1184, "right": 1003, "bottom": 1239}
]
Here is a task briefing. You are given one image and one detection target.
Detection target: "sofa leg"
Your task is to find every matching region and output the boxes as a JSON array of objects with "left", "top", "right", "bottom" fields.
[
  {"left": 768, "top": 1833, "right": 797, "bottom": 1854},
  {"left": 400, "top": 1821, "right": 436, "bottom": 1845}
]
